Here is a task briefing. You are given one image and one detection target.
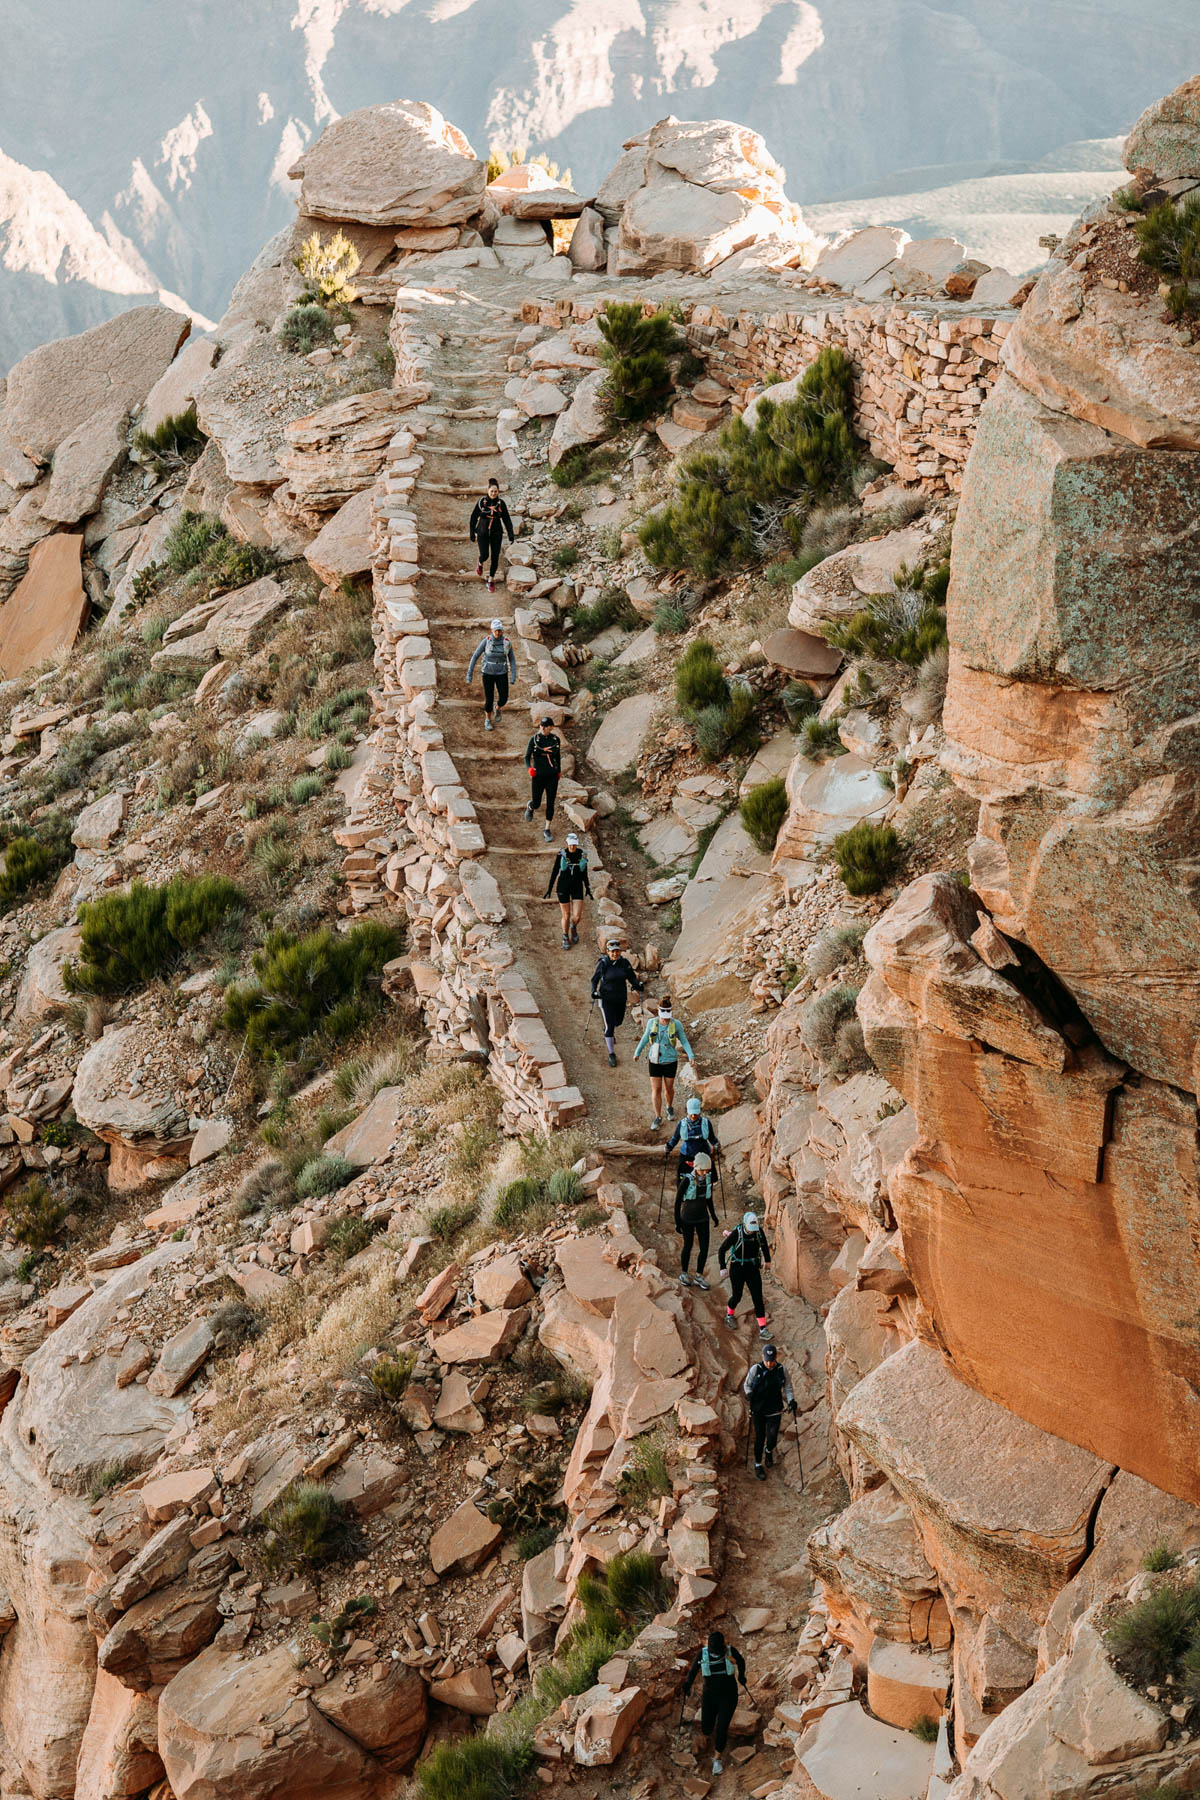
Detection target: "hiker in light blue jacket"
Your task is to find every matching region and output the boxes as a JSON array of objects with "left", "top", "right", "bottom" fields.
[
  {"left": 466, "top": 619, "right": 518, "bottom": 731},
  {"left": 633, "top": 996, "right": 694, "bottom": 1132}
]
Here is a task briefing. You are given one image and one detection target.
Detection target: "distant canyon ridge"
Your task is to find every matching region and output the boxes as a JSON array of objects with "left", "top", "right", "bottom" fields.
[{"left": 0, "top": 0, "right": 1195, "bottom": 369}]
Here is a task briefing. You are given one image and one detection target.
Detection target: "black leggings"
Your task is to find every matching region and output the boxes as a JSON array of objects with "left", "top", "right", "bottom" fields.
[
  {"left": 727, "top": 1262, "right": 765, "bottom": 1319},
  {"left": 477, "top": 523, "right": 504, "bottom": 577},
  {"left": 680, "top": 1219, "right": 709, "bottom": 1274},
  {"left": 482, "top": 672, "right": 509, "bottom": 715},
  {"left": 752, "top": 1409, "right": 782, "bottom": 1464},
  {"left": 531, "top": 771, "right": 558, "bottom": 823},
  {"left": 701, "top": 1678, "right": 739, "bottom": 1753},
  {"left": 597, "top": 988, "right": 627, "bottom": 1035}
]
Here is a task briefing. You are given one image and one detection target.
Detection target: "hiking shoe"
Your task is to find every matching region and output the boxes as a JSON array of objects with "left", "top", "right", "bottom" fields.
[
  {"left": 488, "top": 578, "right": 496, "bottom": 592},
  {"left": 543, "top": 826, "right": 553, "bottom": 841},
  {"left": 484, "top": 715, "right": 493, "bottom": 731},
  {"left": 570, "top": 923, "right": 579, "bottom": 944},
  {"left": 692, "top": 1274, "right": 709, "bottom": 1291},
  {"left": 524, "top": 804, "right": 533, "bottom": 821},
  {"left": 476, "top": 561, "right": 483, "bottom": 577},
  {"left": 666, "top": 1104, "right": 675, "bottom": 1119},
  {"left": 650, "top": 1115, "right": 662, "bottom": 1132},
  {"left": 712, "top": 1759, "right": 724, "bottom": 1776},
  {"left": 724, "top": 1311, "right": 737, "bottom": 1330},
  {"left": 679, "top": 1271, "right": 692, "bottom": 1287},
  {"left": 765, "top": 1448, "right": 774, "bottom": 1467},
  {"left": 754, "top": 1464, "right": 766, "bottom": 1482},
  {"left": 759, "top": 1324, "right": 770, "bottom": 1340},
  {"left": 562, "top": 933, "right": 570, "bottom": 950},
  {"left": 608, "top": 1051, "right": 617, "bottom": 1067}
]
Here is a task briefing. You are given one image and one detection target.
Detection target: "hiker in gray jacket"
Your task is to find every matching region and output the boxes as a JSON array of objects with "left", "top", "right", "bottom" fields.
[{"left": 467, "top": 619, "right": 518, "bottom": 731}]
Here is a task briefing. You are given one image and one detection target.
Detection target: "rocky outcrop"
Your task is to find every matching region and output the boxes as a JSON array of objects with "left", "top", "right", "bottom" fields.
[
  {"left": 289, "top": 99, "right": 486, "bottom": 241},
  {"left": 71, "top": 1026, "right": 194, "bottom": 1189}
]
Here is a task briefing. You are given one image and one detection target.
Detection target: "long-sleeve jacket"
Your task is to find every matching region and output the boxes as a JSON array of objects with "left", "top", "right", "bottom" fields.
[
  {"left": 525, "top": 731, "right": 561, "bottom": 779},
  {"left": 633, "top": 1016, "right": 693, "bottom": 1063},
  {"left": 467, "top": 634, "right": 517, "bottom": 683},
  {"left": 666, "top": 1114, "right": 720, "bottom": 1161},
  {"left": 743, "top": 1359, "right": 795, "bottom": 1414},
  {"left": 718, "top": 1224, "right": 771, "bottom": 1272},
  {"left": 591, "top": 954, "right": 641, "bottom": 998},
  {"left": 469, "top": 494, "right": 514, "bottom": 541},
  {"left": 675, "top": 1172, "right": 718, "bottom": 1231},
  {"left": 545, "top": 848, "right": 591, "bottom": 900},
  {"left": 683, "top": 1643, "right": 746, "bottom": 1695}
]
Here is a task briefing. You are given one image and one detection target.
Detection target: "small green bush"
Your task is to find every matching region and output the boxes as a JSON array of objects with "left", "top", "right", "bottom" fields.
[
  {"left": 1106, "top": 1581, "right": 1200, "bottom": 1683},
  {"left": 326, "top": 1216, "right": 373, "bottom": 1263},
  {"left": 290, "top": 774, "right": 324, "bottom": 805},
  {"left": 617, "top": 1430, "right": 672, "bottom": 1510},
  {"left": 552, "top": 545, "right": 579, "bottom": 573},
  {"left": 67, "top": 876, "right": 245, "bottom": 994},
  {"left": 416, "top": 1732, "right": 535, "bottom": 1800},
  {"left": 675, "top": 639, "right": 728, "bottom": 715},
  {"left": 910, "top": 1716, "right": 939, "bottom": 1743},
  {"left": 294, "top": 228, "right": 360, "bottom": 307},
  {"left": 801, "top": 714, "right": 846, "bottom": 759},
  {"left": 550, "top": 448, "right": 589, "bottom": 488},
  {"left": 824, "top": 562, "right": 949, "bottom": 667},
  {"left": 164, "top": 509, "right": 226, "bottom": 574},
  {"left": 691, "top": 686, "right": 760, "bottom": 764},
  {"left": 370, "top": 1349, "right": 416, "bottom": 1401},
  {"left": 279, "top": 303, "right": 337, "bottom": 355},
  {"left": 516, "top": 1524, "right": 557, "bottom": 1561},
  {"left": 547, "top": 1167, "right": 584, "bottom": 1207},
  {"left": 133, "top": 404, "right": 205, "bottom": 474},
  {"left": 262, "top": 1481, "right": 354, "bottom": 1573},
  {"left": 87, "top": 1459, "right": 131, "bottom": 1503},
  {"left": 223, "top": 920, "right": 401, "bottom": 1058},
  {"left": 537, "top": 1623, "right": 625, "bottom": 1707},
  {"left": 0, "top": 823, "right": 72, "bottom": 910},
  {"left": 653, "top": 600, "right": 687, "bottom": 635},
  {"left": 495, "top": 1176, "right": 545, "bottom": 1233},
  {"left": 324, "top": 742, "right": 353, "bottom": 772},
  {"left": 834, "top": 820, "right": 901, "bottom": 897},
  {"left": 783, "top": 680, "right": 819, "bottom": 726},
  {"left": 570, "top": 586, "right": 638, "bottom": 639},
  {"left": 606, "top": 1549, "right": 670, "bottom": 1622},
  {"left": 1144, "top": 1541, "right": 1183, "bottom": 1573},
  {"left": 295, "top": 1154, "right": 354, "bottom": 1199},
  {"left": 740, "top": 778, "right": 788, "bottom": 853},
  {"left": 1136, "top": 193, "right": 1200, "bottom": 321},
  {"left": 766, "top": 548, "right": 825, "bottom": 587},
  {"left": 426, "top": 1199, "right": 480, "bottom": 1241},
  {"left": 522, "top": 1370, "right": 591, "bottom": 1415},
  {"left": 598, "top": 302, "right": 683, "bottom": 422},
  {"left": 802, "top": 983, "right": 863, "bottom": 1073}
]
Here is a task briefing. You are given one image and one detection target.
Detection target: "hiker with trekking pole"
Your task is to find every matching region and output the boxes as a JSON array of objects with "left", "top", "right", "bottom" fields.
[
  {"left": 681, "top": 1629, "right": 748, "bottom": 1778},
  {"left": 544, "top": 831, "right": 591, "bottom": 950},
  {"left": 468, "top": 476, "right": 515, "bottom": 593},
  {"left": 633, "top": 996, "right": 694, "bottom": 1131},
  {"left": 590, "top": 936, "right": 645, "bottom": 1066},
  {"left": 665, "top": 1096, "right": 722, "bottom": 1211},
  {"left": 674, "top": 1152, "right": 719, "bottom": 1290},
  {"left": 744, "top": 1341, "right": 798, "bottom": 1484},
  {"left": 718, "top": 1208, "right": 772, "bottom": 1340}
]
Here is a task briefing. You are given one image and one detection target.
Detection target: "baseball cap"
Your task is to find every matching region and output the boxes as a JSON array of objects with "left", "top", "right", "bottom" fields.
[
  {"left": 686, "top": 1097, "right": 702, "bottom": 1115},
  {"left": 693, "top": 1153, "right": 712, "bottom": 1171},
  {"left": 490, "top": 617, "right": 504, "bottom": 632},
  {"left": 743, "top": 1210, "right": 759, "bottom": 1231},
  {"left": 540, "top": 714, "right": 554, "bottom": 727},
  {"left": 763, "top": 1342, "right": 778, "bottom": 1361},
  {"left": 566, "top": 832, "right": 580, "bottom": 847},
  {"left": 606, "top": 937, "right": 622, "bottom": 951}
]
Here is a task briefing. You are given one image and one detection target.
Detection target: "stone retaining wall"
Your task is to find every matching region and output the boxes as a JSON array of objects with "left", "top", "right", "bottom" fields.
[{"left": 525, "top": 291, "right": 1017, "bottom": 491}]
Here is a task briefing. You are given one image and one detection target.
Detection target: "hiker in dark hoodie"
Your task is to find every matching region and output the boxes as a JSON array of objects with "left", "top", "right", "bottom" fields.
[
  {"left": 675, "top": 1151, "right": 719, "bottom": 1290},
  {"left": 682, "top": 1628, "right": 747, "bottom": 1778},
  {"left": 466, "top": 618, "right": 518, "bottom": 731},
  {"left": 524, "top": 714, "right": 561, "bottom": 843},
  {"left": 590, "top": 936, "right": 645, "bottom": 1066},
  {"left": 545, "top": 831, "right": 592, "bottom": 950},
  {"left": 468, "top": 478, "right": 514, "bottom": 592}
]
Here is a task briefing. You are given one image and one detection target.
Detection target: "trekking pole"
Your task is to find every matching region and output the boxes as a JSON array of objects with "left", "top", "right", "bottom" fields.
[
  {"left": 744, "top": 1410, "right": 752, "bottom": 1470},
  {"left": 717, "top": 1159, "right": 728, "bottom": 1220},
  {"left": 656, "top": 1153, "right": 668, "bottom": 1226},
  {"left": 584, "top": 995, "right": 597, "bottom": 1040},
  {"left": 792, "top": 1408, "right": 805, "bottom": 1493}
]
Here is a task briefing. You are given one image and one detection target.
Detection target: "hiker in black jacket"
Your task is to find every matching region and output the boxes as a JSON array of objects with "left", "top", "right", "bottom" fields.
[
  {"left": 524, "top": 715, "right": 561, "bottom": 843},
  {"left": 469, "top": 478, "right": 514, "bottom": 592},
  {"left": 744, "top": 1341, "right": 796, "bottom": 1481},
  {"left": 545, "top": 832, "right": 591, "bottom": 950},
  {"left": 683, "top": 1629, "right": 747, "bottom": 1777},
  {"left": 719, "top": 1209, "right": 771, "bottom": 1339},
  {"left": 675, "top": 1153, "right": 719, "bottom": 1290},
  {"left": 590, "top": 937, "right": 644, "bottom": 1067}
]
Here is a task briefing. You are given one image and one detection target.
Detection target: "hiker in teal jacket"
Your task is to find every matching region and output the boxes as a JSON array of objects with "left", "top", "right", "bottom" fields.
[{"left": 633, "top": 997, "right": 694, "bottom": 1132}]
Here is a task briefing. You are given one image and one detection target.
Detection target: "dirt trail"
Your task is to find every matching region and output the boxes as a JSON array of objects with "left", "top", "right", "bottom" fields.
[{"left": 412, "top": 304, "right": 838, "bottom": 1789}]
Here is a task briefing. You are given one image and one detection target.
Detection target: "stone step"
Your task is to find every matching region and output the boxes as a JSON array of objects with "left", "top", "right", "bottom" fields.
[{"left": 419, "top": 445, "right": 496, "bottom": 458}]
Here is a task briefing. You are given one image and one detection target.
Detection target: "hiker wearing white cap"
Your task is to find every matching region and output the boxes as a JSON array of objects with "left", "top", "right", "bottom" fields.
[
  {"left": 590, "top": 939, "right": 644, "bottom": 1066},
  {"left": 675, "top": 1151, "right": 718, "bottom": 1289},
  {"left": 468, "top": 477, "right": 514, "bottom": 591},
  {"left": 466, "top": 619, "right": 517, "bottom": 731},
  {"left": 524, "top": 715, "right": 561, "bottom": 843},
  {"left": 719, "top": 1210, "right": 772, "bottom": 1338},
  {"left": 544, "top": 833, "right": 592, "bottom": 950},
  {"left": 633, "top": 997, "right": 694, "bottom": 1131}
]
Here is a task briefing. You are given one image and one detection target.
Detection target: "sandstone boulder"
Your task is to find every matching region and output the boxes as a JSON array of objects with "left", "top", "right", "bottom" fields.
[
  {"left": 159, "top": 1642, "right": 381, "bottom": 1800},
  {"left": 573, "top": 1683, "right": 648, "bottom": 1766},
  {"left": 304, "top": 486, "right": 375, "bottom": 588},
  {"left": 429, "top": 1663, "right": 496, "bottom": 1714},
  {"left": 12, "top": 923, "right": 81, "bottom": 1023},
  {"left": 429, "top": 1500, "right": 502, "bottom": 1575},
  {"left": 324, "top": 1086, "right": 404, "bottom": 1167},
  {"left": 0, "top": 530, "right": 89, "bottom": 676},
  {"left": 794, "top": 1699, "right": 935, "bottom": 1798},
  {"left": 42, "top": 406, "right": 128, "bottom": 525},
  {"left": 195, "top": 329, "right": 323, "bottom": 487},
  {"left": 140, "top": 335, "right": 218, "bottom": 437},
  {"left": 473, "top": 1254, "right": 534, "bottom": 1311},
  {"left": 788, "top": 526, "right": 929, "bottom": 635},
  {"left": 3, "top": 305, "right": 190, "bottom": 463},
  {"left": 311, "top": 1659, "right": 427, "bottom": 1772},
  {"left": 808, "top": 1481, "right": 943, "bottom": 1661},
  {"left": 587, "top": 690, "right": 660, "bottom": 776},
  {"left": 75, "top": 1669, "right": 163, "bottom": 1800},
  {"left": 1124, "top": 73, "right": 1200, "bottom": 180},
  {"left": 290, "top": 100, "right": 485, "bottom": 228},
  {"left": 811, "top": 226, "right": 907, "bottom": 292},
  {"left": 434, "top": 1307, "right": 527, "bottom": 1365},
  {"left": 72, "top": 1026, "right": 192, "bottom": 1187},
  {"left": 548, "top": 368, "right": 609, "bottom": 468}
]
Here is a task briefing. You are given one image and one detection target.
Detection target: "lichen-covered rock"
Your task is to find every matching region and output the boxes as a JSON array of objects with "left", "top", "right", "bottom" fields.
[
  {"left": 289, "top": 100, "right": 485, "bottom": 228},
  {"left": 1124, "top": 73, "right": 1200, "bottom": 180},
  {"left": 3, "top": 305, "right": 190, "bottom": 463}
]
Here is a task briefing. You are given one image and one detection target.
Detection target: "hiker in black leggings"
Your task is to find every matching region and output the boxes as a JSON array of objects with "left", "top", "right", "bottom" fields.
[
  {"left": 545, "top": 832, "right": 592, "bottom": 950},
  {"left": 590, "top": 938, "right": 644, "bottom": 1067},
  {"left": 683, "top": 1629, "right": 747, "bottom": 1777},
  {"left": 524, "top": 715, "right": 561, "bottom": 844},
  {"left": 675, "top": 1153, "right": 718, "bottom": 1290},
  {"left": 469, "top": 478, "right": 514, "bottom": 592}
]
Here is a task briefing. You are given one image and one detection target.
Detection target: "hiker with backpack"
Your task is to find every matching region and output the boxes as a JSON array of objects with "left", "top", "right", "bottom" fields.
[
  {"left": 590, "top": 937, "right": 645, "bottom": 1066},
  {"left": 466, "top": 619, "right": 517, "bottom": 731},
  {"left": 744, "top": 1341, "right": 796, "bottom": 1482},
  {"left": 468, "top": 477, "right": 515, "bottom": 592},
  {"left": 682, "top": 1628, "right": 748, "bottom": 1777},
  {"left": 633, "top": 997, "right": 694, "bottom": 1131},
  {"left": 675, "top": 1151, "right": 719, "bottom": 1290},
  {"left": 524, "top": 714, "right": 561, "bottom": 843},
  {"left": 666, "top": 1096, "right": 721, "bottom": 1200},
  {"left": 545, "top": 832, "right": 592, "bottom": 950},
  {"left": 718, "top": 1209, "right": 772, "bottom": 1339}
]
